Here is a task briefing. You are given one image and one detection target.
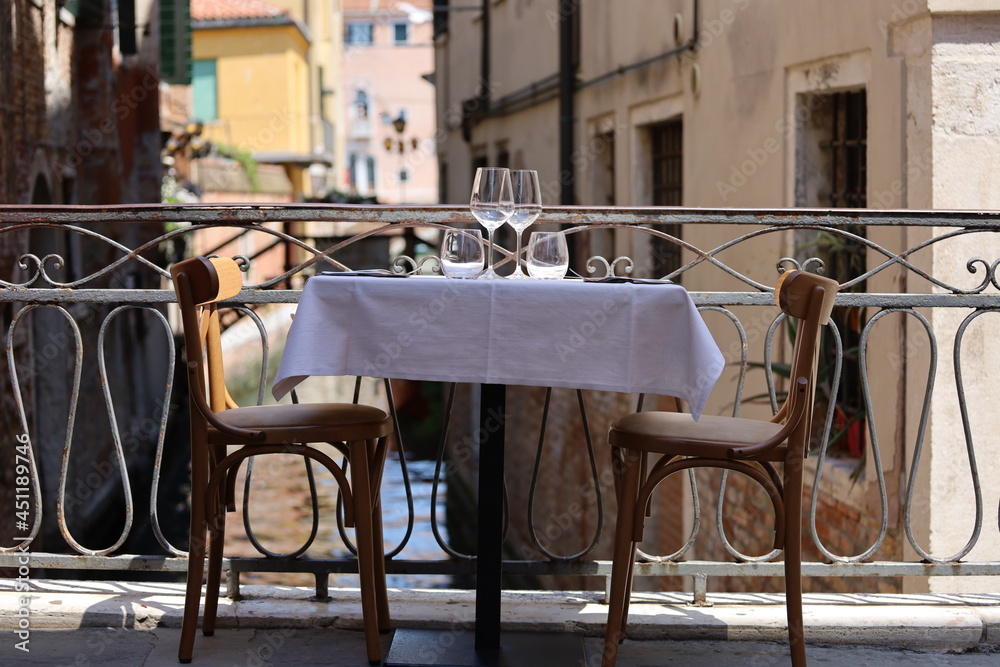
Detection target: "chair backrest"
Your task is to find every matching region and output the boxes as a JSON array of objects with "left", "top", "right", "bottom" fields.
[
  {"left": 773, "top": 269, "right": 839, "bottom": 457},
  {"left": 170, "top": 257, "right": 244, "bottom": 418}
]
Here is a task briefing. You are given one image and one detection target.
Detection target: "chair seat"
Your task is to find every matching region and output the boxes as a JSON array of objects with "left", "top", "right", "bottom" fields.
[
  {"left": 609, "top": 411, "right": 787, "bottom": 460},
  {"left": 210, "top": 403, "right": 393, "bottom": 444}
]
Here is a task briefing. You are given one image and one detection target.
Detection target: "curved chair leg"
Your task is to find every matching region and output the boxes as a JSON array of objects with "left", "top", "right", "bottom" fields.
[
  {"left": 602, "top": 448, "right": 642, "bottom": 667},
  {"left": 784, "top": 456, "right": 807, "bottom": 667},
  {"left": 349, "top": 439, "right": 382, "bottom": 666}
]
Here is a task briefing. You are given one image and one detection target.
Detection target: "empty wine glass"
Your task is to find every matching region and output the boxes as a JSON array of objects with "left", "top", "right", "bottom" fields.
[
  {"left": 506, "top": 170, "right": 542, "bottom": 279},
  {"left": 440, "top": 228, "right": 485, "bottom": 278},
  {"left": 526, "top": 231, "right": 569, "bottom": 279},
  {"left": 470, "top": 167, "right": 513, "bottom": 280}
]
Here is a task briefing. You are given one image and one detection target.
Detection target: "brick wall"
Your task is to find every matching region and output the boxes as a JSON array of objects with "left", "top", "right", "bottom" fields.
[
  {"left": 0, "top": 1, "right": 173, "bottom": 557},
  {"left": 443, "top": 385, "right": 903, "bottom": 595},
  {"left": 690, "top": 468, "right": 903, "bottom": 594}
]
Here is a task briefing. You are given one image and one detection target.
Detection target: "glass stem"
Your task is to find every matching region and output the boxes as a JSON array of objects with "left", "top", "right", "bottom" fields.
[
  {"left": 515, "top": 231, "right": 524, "bottom": 272},
  {"left": 487, "top": 229, "right": 495, "bottom": 271}
]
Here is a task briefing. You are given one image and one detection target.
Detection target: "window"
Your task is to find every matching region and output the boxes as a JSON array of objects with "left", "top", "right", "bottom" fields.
[
  {"left": 192, "top": 59, "right": 217, "bottom": 121},
  {"left": 649, "top": 118, "right": 682, "bottom": 278},
  {"left": 797, "top": 88, "right": 868, "bottom": 458},
  {"left": 354, "top": 90, "right": 369, "bottom": 118},
  {"left": 393, "top": 21, "right": 409, "bottom": 44},
  {"left": 600, "top": 131, "right": 616, "bottom": 205},
  {"left": 823, "top": 90, "right": 867, "bottom": 207},
  {"left": 399, "top": 168, "right": 410, "bottom": 183},
  {"left": 439, "top": 161, "right": 448, "bottom": 204},
  {"left": 346, "top": 21, "right": 373, "bottom": 45},
  {"left": 366, "top": 156, "right": 376, "bottom": 190},
  {"left": 472, "top": 154, "right": 488, "bottom": 183},
  {"left": 796, "top": 89, "right": 868, "bottom": 207},
  {"left": 348, "top": 153, "right": 358, "bottom": 189},
  {"left": 433, "top": 0, "right": 448, "bottom": 37},
  {"left": 496, "top": 146, "right": 509, "bottom": 170},
  {"left": 160, "top": 0, "right": 191, "bottom": 85}
]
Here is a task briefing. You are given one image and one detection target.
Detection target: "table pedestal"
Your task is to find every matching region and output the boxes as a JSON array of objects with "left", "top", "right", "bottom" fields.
[
  {"left": 475, "top": 383, "right": 504, "bottom": 649},
  {"left": 385, "top": 384, "right": 585, "bottom": 666},
  {"left": 385, "top": 629, "right": 586, "bottom": 667}
]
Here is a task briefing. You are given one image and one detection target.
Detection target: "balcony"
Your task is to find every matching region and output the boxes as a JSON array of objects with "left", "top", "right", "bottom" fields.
[
  {"left": 1, "top": 204, "right": 999, "bottom": 664},
  {"left": 199, "top": 115, "right": 334, "bottom": 164}
]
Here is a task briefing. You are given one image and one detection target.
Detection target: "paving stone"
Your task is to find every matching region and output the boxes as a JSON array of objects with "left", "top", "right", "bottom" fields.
[{"left": 1, "top": 581, "right": 998, "bottom": 666}]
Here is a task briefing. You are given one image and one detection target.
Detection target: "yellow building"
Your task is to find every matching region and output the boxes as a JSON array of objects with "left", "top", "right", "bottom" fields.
[{"left": 191, "top": 0, "right": 343, "bottom": 198}]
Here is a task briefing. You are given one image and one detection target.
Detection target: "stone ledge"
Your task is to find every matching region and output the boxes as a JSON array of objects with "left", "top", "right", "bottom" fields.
[{"left": 1, "top": 580, "right": 998, "bottom": 651}]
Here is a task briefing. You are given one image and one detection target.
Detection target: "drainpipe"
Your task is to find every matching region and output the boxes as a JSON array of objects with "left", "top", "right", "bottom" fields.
[
  {"left": 558, "top": 0, "right": 578, "bottom": 205},
  {"left": 459, "top": 0, "right": 492, "bottom": 143},
  {"left": 481, "top": 0, "right": 491, "bottom": 109}
]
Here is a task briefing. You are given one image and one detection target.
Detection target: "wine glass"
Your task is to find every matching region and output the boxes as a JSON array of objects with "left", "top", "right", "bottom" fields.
[
  {"left": 526, "top": 231, "right": 569, "bottom": 279},
  {"left": 440, "top": 228, "right": 485, "bottom": 278},
  {"left": 470, "top": 167, "right": 513, "bottom": 279},
  {"left": 506, "top": 170, "right": 542, "bottom": 279}
]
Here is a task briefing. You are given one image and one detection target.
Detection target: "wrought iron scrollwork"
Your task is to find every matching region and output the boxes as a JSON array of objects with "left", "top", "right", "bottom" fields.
[{"left": 2, "top": 205, "right": 1000, "bottom": 589}]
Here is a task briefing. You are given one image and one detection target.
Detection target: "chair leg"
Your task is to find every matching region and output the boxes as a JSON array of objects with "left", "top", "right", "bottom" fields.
[
  {"left": 372, "top": 488, "right": 391, "bottom": 633},
  {"left": 620, "top": 540, "right": 639, "bottom": 638},
  {"left": 602, "top": 448, "right": 643, "bottom": 667},
  {"left": 179, "top": 450, "right": 209, "bottom": 663},
  {"left": 202, "top": 456, "right": 234, "bottom": 638},
  {"left": 202, "top": 514, "right": 226, "bottom": 636},
  {"left": 620, "top": 453, "right": 646, "bottom": 636},
  {"left": 349, "top": 439, "right": 382, "bottom": 666},
  {"left": 784, "top": 457, "right": 807, "bottom": 667}
]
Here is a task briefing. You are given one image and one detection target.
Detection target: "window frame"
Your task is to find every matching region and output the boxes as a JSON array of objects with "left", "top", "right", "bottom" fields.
[
  {"left": 392, "top": 20, "right": 410, "bottom": 45},
  {"left": 648, "top": 117, "right": 683, "bottom": 279},
  {"left": 345, "top": 21, "right": 374, "bottom": 45}
]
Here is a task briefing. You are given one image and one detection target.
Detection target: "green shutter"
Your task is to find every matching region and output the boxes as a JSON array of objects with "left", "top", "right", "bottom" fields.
[
  {"left": 160, "top": 0, "right": 191, "bottom": 85},
  {"left": 192, "top": 60, "right": 217, "bottom": 121}
]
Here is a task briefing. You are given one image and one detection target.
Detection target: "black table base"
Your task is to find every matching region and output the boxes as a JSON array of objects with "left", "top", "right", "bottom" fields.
[
  {"left": 385, "top": 629, "right": 586, "bottom": 667},
  {"left": 384, "top": 384, "right": 586, "bottom": 666}
]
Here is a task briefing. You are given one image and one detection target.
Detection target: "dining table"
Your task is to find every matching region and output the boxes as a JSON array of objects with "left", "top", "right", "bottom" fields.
[{"left": 272, "top": 272, "right": 725, "bottom": 666}]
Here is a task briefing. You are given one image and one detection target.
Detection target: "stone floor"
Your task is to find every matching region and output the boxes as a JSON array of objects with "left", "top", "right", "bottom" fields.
[
  {"left": 1, "top": 581, "right": 998, "bottom": 666},
  {"left": 2, "top": 626, "right": 999, "bottom": 667}
]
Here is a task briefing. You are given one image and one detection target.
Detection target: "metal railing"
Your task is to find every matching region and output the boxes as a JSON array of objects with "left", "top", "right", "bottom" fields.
[{"left": 1, "top": 204, "right": 999, "bottom": 602}]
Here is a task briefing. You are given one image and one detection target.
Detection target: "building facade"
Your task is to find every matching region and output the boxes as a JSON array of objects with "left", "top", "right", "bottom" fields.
[
  {"left": 435, "top": 0, "right": 1000, "bottom": 594},
  {"left": 191, "top": 0, "right": 343, "bottom": 198},
  {"left": 342, "top": 0, "right": 437, "bottom": 203},
  {"left": 0, "top": 0, "right": 170, "bottom": 555}
]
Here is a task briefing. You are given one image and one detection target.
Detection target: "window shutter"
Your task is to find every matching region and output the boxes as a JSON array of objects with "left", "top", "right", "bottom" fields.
[{"left": 160, "top": 0, "right": 191, "bottom": 84}]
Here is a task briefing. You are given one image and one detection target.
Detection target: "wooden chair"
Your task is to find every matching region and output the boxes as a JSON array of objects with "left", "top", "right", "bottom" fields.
[
  {"left": 602, "top": 269, "right": 838, "bottom": 667},
  {"left": 171, "top": 256, "right": 394, "bottom": 666}
]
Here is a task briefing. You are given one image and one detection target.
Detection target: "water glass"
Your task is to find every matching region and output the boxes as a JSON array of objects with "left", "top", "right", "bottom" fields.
[
  {"left": 470, "top": 167, "right": 513, "bottom": 279},
  {"left": 525, "top": 231, "right": 569, "bottom": 279},
  {"left": 440, "top": 228, "right": 485, "bottom": 279},
  {"left": 507, "top": 169, "right": 542, "bottom": 279}
]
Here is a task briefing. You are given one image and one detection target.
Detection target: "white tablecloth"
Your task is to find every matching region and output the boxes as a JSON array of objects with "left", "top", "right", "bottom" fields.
[{"left": 272, "top": 275, "right": 725, "bottom": 419}]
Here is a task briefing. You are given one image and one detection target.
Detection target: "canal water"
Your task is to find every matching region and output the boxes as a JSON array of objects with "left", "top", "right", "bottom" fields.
[
  {"left": 221, "top": 309, "right": 452, "bottom": 590},
  {"left": 223, "top": 451, "right": 451, "bottom": 590}
]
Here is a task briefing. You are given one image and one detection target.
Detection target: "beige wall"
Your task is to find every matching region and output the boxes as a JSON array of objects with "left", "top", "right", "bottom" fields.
[
  {"left": 436, "top": 0, "right": 1000, "bottom": 594},
  {"left": 894, "top": 11, "right": 1000, "bottom": 593}
]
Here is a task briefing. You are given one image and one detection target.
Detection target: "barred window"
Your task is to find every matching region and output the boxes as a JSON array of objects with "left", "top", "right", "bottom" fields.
[{"left": 649, "top": 118, "right": 682, "bottom": 279}]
